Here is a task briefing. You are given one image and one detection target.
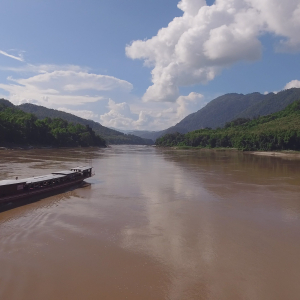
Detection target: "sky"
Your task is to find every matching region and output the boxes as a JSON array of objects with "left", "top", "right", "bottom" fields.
[{"left": 0, "top": 0, "right": 300, "bottom": 131}]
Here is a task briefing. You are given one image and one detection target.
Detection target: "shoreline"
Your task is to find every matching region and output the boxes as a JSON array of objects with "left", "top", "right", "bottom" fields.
[
  {"left": 0, "top": 145, "right": 107, "bottom": 150},
  {"left": 246, "top": 150, "right": 300, "bottom": 159},
  {"left": 157, "top": 146, "right": 300, "bottom": 159}
]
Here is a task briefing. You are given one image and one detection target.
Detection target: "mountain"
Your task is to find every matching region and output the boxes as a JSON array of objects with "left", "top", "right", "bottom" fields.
[
  {"left": 125, "top": 130, "right": 159, "bottom": 141},
  {"left": 236, "top": 88, "right": 300, "bottom": 119},
  {"left": 133, "top": 88, "right": 300, "bottom": 141},
  {"left": 156, "top": 100, "right": 300, "bottom": 151},
  {"left": 124, "top": 129, "right": 185, "bottom": 141},
  {"left": 18, "top": 103, "right": 153, "bottom": 145},
  {"left": 174, "top": 92, "right": 265, "bottom": 130},
  {"left": 0, "top": 98, "right": 15, "bottom": 108}
]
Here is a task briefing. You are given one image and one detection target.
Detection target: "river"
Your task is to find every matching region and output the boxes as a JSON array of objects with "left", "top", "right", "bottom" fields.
[{"left": 0, "top": 146, "right": 300, "bottom": 300}]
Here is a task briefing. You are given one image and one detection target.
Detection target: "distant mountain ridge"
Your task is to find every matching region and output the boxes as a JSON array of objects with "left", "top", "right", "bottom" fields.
[
  {"left": 236, "top": 89, "right": 300, "bottom": 119},
  {"left": 131, "top": 88, "right": 300, "bottom": 141},
  {"left": 18, "top": 103, "right": 153, "bottom": 145}
]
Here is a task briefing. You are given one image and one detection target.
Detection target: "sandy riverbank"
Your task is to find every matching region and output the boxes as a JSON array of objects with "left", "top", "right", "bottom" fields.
[
  {"left": 161, "top": 146, "right": 300, "bottom": 160},
  {"left": 246, "top": 151, "right": 300, "bottom": 159}
]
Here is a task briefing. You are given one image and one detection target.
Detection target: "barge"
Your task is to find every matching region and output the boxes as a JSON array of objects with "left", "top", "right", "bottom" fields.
[{"left": 0, "top": 166, "right": 93, "bottom": 204}]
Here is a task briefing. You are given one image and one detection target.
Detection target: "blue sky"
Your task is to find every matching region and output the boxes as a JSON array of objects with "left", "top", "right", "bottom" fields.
[{"left": 0, "top": 0, "right": 300, "bottom": 130}]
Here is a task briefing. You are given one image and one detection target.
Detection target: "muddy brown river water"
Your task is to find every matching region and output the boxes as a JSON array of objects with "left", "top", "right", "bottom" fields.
[{"left": 1, "top": 146, "right": 300, "bottom": 300}]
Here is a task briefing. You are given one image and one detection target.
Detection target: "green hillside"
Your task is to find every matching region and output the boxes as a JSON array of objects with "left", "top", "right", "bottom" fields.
[
  {"left": 19, "top": 103, "right": 153, "bottom": 145},
  {"left": 0, "top": 104, "right": 106, "bottom": 148},
  {"left": 156, "top": 100, "right": 300, "bottom": 151},
  {"left": 134, "top": 88, "right": 300, "bottom": 142}
]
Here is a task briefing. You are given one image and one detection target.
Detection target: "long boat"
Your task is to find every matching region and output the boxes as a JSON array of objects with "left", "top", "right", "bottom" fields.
[{"left": 0, "top": 166, "right": 93, "bottom": 205}]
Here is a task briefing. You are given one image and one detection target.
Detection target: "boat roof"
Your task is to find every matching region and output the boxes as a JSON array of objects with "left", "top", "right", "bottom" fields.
[
  {"left": 71, "top": 166, "right": 92, "bottom": 171},
  {"left": 0, "top": 174, "right": 65, "bottom": 186},
  {"left": 25, "top": 174, "right": 66, "bottom": 184},
  {"left": 52, "top": 170, "right": 75, "bottom": 175},
  {"left": 0, "top": 179, "right": 27, "bottom": 186},
  {"left": 0, "top": 166, "right": 91, "bottom": 187}
]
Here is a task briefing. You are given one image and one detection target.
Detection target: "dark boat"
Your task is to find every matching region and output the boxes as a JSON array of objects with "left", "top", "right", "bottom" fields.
[{"left": 0, "top": 166, "right": 93, "bottom": 204}]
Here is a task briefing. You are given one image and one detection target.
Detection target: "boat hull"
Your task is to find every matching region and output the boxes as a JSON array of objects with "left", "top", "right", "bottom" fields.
[{"left": 0, "top": 177, "right": 86, "bottom": 205}]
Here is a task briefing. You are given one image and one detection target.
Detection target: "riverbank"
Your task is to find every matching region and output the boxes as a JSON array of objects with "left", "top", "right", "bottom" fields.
[
  {"left": 0, "top": 144, "right": 107, "bottom": 150},
  {"left": 246, "top": 150, "right": 300, "bottom": 159},
  {"left": 158, "top": 146, "right": 300, "bottom": 159}
]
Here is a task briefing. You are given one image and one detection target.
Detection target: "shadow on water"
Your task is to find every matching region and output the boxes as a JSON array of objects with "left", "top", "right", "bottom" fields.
[{"left": 0, "top": 181, "right": 91, "bottom": 213}]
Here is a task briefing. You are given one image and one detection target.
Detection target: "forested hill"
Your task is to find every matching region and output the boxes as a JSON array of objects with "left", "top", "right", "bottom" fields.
[
  {"left": 18, "top": 103, "right": 153, "bottom": 145},
  {"left": 132, "top": 88, "right": 300, "bottom": 141},
  {"left": 156, "top": 100, "right": 300, "bottom": 151},
  {"left": 0, "top": 101, "right": 106, "bottom": 148}
]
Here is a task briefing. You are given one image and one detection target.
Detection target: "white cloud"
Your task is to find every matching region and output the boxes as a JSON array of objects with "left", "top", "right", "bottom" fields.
[
  {"left": 126, "top": 0, "right": 300, "bottom": 102},
  {"left": 0, "top": 64, "right": 89, "bottom": 74},
  {"left": 284, "top": 79, "right": 300, "bottom": 89},
  {"left": 248, "top": 0, "right": 300, "bottom": 51},
  {"left": 12, "top": 71, "right": 132, "bottom": 92},
  {"left": 100, "top": 93, "right": 206, "bottom": 130},
  {"left": 0, "top": 50, "right": 24, "bottom": 62},
  {"left": 100, "top": 99, "right": 140, "bottom": 129},
  {"left": 176, "top": 92, "right": 205, "bottom": 120},
  {"left": 0, "top": 69, "right": 133, "bottom": 106},
  {"left": 177, "top": 0, "right": 206, "bottom": 16}
]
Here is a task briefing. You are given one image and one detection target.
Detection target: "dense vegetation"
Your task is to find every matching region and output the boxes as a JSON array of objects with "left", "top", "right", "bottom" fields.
[
  {"left": 19, "top": 103, "right": 153, "bottom": 145},
  {"left": 156, "top": 101, "right": 300, "bottom": 151},
  {"left": 0, "top": 104, "right": 106, "bottom": 147},
  {"left": 133, "top": 88, "right": 300, "bottom": 142}
]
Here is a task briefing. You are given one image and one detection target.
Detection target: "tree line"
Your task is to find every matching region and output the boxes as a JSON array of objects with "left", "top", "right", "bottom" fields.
[{"left": 0, "top": 105, "right": 106, "bottom": 147}]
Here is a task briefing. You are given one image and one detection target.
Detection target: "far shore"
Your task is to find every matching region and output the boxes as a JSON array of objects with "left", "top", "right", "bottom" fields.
[
  {"left": 157, "top": 146, "right": 300, "bottom": 159},
  {"left": 0, "top": 145, "right": 107, "bottom": 150}
]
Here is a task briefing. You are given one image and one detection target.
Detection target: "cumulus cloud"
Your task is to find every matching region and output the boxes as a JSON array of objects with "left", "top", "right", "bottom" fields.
[
  {"left": 100, "top": 99, "right": 141, "bottom": 129},
  {"left": 176, "top": 92, "right": 205, "bottom": 119},
  {"left": 126, "top": 0, "right": 300, "bottom": 102},
  {"left": 100, "top": 93, "right": 206, "bottom": 130},
  {"left": 0, "top": 70, "right": 133, "bottom": 106},
  {"left": 284, "top": 79, "right": 300, "bottom": 89}
]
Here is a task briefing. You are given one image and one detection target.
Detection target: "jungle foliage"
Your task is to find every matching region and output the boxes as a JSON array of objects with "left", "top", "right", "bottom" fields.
[
  {"left": 0, "top": 105, "right": 106, "bottom": 147},
  {"left": 156, "top": 101, "right": 300, "bottom": 151}
]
